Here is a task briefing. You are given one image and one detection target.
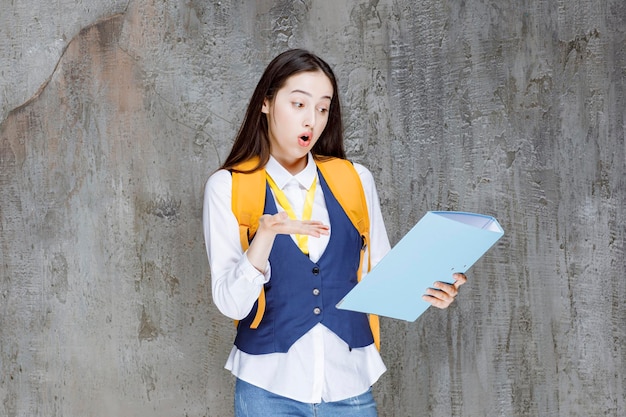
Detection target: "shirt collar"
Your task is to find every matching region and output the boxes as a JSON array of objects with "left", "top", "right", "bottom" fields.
[{"left": 266, "top": 154, "right": 317, "bottom": 190}]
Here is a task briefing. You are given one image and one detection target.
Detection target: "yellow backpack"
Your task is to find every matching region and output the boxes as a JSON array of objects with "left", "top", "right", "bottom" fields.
[{"left": 231, "top": 156, "right": 380, "bottom": 350}]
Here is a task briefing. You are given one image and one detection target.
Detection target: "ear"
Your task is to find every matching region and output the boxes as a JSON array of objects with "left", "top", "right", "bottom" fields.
[{"left": 261, "top": 98, "right": 270, "bottom": 114}]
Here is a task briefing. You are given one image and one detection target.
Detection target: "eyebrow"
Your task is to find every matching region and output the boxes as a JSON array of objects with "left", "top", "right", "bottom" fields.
[{"left": 290, "top": 89, "right": 332, "bottom": 101}]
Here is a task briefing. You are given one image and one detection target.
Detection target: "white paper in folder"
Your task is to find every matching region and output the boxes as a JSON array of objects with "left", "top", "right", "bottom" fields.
[{"left": 336, "top": 211, "right": 504, "bottom": 321}]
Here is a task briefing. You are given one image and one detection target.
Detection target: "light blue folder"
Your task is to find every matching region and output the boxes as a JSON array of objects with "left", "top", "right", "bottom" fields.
[{"left": 336, "top": 211, "right": 504, "bottom": 321}]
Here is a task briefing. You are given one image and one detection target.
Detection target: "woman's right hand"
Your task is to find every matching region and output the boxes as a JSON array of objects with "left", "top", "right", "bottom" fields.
[
  {"left": 258, "top": 212, "right": 330, "bottom": 237},
  {"left": 246, "top": 212, "right": 329, "bottom": 273}
]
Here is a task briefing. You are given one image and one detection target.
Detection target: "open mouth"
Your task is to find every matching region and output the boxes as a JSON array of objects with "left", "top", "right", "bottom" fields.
[{"left": 298, "top": 133, "right": 311, "bottom": 146}]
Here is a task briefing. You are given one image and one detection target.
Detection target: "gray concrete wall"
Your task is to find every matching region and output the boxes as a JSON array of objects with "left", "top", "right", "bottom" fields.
[{"left": 1, "top": 1, "right": 624, "bottom": 416}]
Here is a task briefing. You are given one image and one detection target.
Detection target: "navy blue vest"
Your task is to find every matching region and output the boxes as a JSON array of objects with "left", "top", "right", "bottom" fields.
[{"left": 234, "top": 170, "right": 374, "bottom": 354}]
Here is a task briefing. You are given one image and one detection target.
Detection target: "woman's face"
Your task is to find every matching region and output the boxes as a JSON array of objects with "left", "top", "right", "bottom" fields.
[{"left": 262, "top": 70, "right": 333, "bottom": 174}]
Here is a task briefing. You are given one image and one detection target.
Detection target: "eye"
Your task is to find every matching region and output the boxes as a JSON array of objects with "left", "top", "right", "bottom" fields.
[
  {"left": 317, "top": 107, "right": 329, "bottom": 114},
  {"left": 293, "top": 102, "right": 304, "bottom": 108}
]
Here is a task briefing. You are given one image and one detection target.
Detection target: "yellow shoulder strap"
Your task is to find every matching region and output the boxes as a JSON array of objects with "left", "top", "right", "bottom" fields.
[
  {"left": 231, "top": 157, "right": 265, "bottom": 251},
  {"left": 316, "top": 157, "right": 380, "bottom": 350},
  {"left": 231, "top": 157, "right": 266, "bottom": 329},
  {"left": 315, "top": 158, "right": 369, "bottom": 243}
]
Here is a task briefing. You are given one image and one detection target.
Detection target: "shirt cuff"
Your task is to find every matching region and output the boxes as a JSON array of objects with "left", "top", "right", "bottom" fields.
[{"left": 242, "top": 252, "right": 271, "bottom": 286}]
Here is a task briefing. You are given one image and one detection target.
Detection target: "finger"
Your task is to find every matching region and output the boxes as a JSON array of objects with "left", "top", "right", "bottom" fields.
[
  {"left": 452, "top": 272, "right": 467, "bottom": 288},
  {"left": 298, "top": 220, "right": 329, "bottom": 234},
  {"left": 433, "top": 281, "right": 458, "bottom": 298},
  {"left": 301, "top": 224, "right": 330, "bottom": 237},
  {"left": 422, "top": 293, "right": 453, "bottom": 309},
  {"left": 435, "top": 285, "right": 457, "bottom": 300},
  {"left": 268, "top": 218, "right": 329, "bottom": 237},
  {"left": 424, "top": 286, "right": 456, "bottom": 303},
  {"left": 300, "top": 220, "right": 328, "bottom": 227}
]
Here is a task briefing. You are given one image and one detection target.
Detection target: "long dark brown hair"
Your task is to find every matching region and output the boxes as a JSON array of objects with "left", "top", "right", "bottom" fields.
[{"left": 221, "top": 49, "right": 346, "bottom": 172}]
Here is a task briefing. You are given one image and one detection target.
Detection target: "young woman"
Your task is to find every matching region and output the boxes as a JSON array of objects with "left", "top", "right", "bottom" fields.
[{"left": 203, "top": 49, "right": 466, "bottom": 417}]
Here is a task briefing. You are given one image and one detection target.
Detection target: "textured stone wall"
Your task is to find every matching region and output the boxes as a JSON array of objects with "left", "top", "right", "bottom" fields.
[{"left": 1, "top": 1, "right": 624, "bottom": 416}]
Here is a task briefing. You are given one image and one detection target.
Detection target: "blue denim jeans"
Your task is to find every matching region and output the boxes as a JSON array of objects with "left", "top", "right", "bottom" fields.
[{"left": 234, "top": 378, "right": 378, "bottom": 417}]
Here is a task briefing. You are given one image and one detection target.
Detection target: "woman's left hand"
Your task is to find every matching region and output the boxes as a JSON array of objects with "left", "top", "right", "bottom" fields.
[{"left": 422, "top": 273, "right": 467, "bottom": 309}]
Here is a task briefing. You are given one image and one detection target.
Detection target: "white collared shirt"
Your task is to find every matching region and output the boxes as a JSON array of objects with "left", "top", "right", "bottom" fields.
[{"left": 203, "top": 154, "right": 391, "bottom": 403}]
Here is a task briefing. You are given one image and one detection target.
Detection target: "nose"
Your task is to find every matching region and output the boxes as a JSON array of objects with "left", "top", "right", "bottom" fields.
[{"left": 303, "top": 108, "right": 316, "bottom": 128}]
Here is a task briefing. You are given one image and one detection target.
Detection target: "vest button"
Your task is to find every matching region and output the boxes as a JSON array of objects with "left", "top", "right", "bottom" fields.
[
  {"left": 313, "top": 307, "right": 321, "bottom": 315},
  {"left": 312, "top": 267, "right": 320, "bottom": 275},
  {"left": 312, "top": 288, "right": 320, "bottom": 296}
]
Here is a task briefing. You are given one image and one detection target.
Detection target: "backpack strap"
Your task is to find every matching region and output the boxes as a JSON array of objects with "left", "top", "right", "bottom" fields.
[
  {"left": 316, "top": 157, "right": 380, "bottom": 350},
  {"left": 231, "top": 157, "right": 266, "bottom": 329}
]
